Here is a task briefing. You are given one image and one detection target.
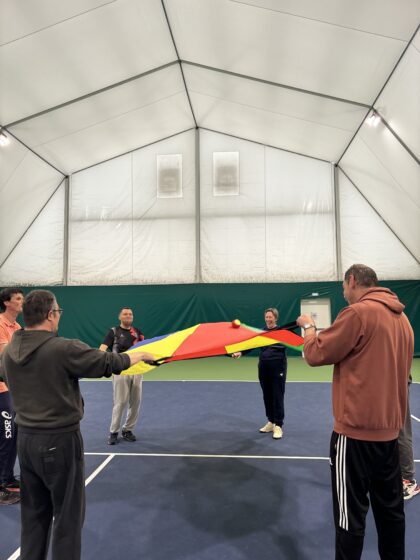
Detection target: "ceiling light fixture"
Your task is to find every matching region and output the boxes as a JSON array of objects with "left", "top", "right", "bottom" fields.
[
  {"left": 365, "top": 110, "right": 381, "bottom": 127},
  {"left": 0, "top": 130, "right": 10, "bottom": 146}
]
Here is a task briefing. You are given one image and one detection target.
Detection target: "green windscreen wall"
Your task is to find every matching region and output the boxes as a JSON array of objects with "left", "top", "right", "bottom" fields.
[{"left": 15, "top": 280, "right": 420, "bottom": 356}]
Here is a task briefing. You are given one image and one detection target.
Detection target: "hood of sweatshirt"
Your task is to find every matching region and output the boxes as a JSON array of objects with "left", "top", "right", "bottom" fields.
[
  {"left": 5, "top": 330, "right": 57, "bottom": 366},
  {"left": 357, "top": 287, "right": 405, "bottom": 314}
]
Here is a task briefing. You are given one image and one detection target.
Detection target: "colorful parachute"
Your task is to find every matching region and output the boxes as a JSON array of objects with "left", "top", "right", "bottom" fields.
[{"left": 122, "top": 322, "right": 304, "bottom": 375}]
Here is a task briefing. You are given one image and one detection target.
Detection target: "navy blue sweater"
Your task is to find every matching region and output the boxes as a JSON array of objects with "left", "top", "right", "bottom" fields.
[
  {"left": 239, "top": 326, "right": 287, "bottom": 367},
  {"left": 259, "top": 326, "right": 287, "bottom": 368}
]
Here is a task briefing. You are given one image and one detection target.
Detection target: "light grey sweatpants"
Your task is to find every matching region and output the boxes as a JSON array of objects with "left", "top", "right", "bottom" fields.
[
  {"left": 109, "top": 374, "right": 143, "bottom": 434},
  {"left": 398, "top": 385, "right": 415, "bottom": 480}
]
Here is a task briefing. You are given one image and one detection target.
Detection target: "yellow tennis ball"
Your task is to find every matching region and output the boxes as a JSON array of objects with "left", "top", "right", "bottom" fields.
[{"left": 231, "top": 319, "right": 241, "bottom": 328}]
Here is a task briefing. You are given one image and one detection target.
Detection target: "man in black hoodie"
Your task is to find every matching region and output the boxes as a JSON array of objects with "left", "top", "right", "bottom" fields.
[{"left": 0, "top": 290, "right": 153, "bottom": 560}]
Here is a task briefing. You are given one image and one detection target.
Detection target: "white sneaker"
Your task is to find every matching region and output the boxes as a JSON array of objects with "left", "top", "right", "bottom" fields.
[
  {"left": 403, "top": 479, "right": 420, "bottom": 500},
  {"left": 272, "top": 425, "right": 283, "bottom": 439},
  {"left": 259, "top": 421, "right": 274, "bottom": 433}
]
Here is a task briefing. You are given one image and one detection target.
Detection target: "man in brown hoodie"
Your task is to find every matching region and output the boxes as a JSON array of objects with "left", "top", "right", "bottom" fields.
[{"left": 297, "top": 264, "right": 414, "bottom": 560}]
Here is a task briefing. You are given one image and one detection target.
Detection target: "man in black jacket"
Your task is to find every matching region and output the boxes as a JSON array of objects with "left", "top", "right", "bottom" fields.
[{"left": 0, "top": 290, "right": 153, "bottom": 560}]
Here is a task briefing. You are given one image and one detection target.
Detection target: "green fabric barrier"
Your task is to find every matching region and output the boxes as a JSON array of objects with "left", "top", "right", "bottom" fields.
[{"left": 11, "top": 280, "right": 420, "bottom": 356}]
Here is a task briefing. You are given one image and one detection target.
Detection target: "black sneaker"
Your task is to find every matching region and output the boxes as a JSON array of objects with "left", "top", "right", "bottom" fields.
[
  {"left": 122, "top": 430, "right": 136, "bottom": 442},
  {"left": 0, "top": 487, "right": 20, "bottom": 505},
  {"left": 108, "top": 432, "right": 118, "bottom": 445}
]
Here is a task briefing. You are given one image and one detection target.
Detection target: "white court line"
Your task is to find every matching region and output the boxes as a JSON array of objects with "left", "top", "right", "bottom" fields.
[
  {"left": 85, "top": 451, "right": 329, "bottom": 460},
  {"left": 85, "top": 451, "right": 418, "bottom": 462},
  {"left": 7, "top": 454, "right": 115, "bottom": 560},
  {"left": 152, "top": 379, "right": 332, "bottom": 383},
  {"left": 85, "top": 453, "right": 115, "bottom": 485},
  {"left": 83, "top": 379, "right": 332, "bottom": 383},
  {"left": 8, "top": 397, "right": 420, "bottom": 559},
  {"left": 6, "top": 547, "right": 20, "bottom": 560}
]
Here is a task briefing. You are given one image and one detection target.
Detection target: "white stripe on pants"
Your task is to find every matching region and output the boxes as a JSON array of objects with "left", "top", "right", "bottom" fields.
[
  {"left": 336, "top": 434, "right": 348, "bottom": 531},
  {"left": 109, "top": 374, "right": 143, "bottom": 434}
]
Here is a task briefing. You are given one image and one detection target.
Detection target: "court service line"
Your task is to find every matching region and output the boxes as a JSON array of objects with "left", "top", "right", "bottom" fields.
[
  {"left": 411, "top": 414, "right": 420, "bottom": 423},
  {"left": 147, "top": 379, "right": 332, "bottom": 383},
  {"left": 7, "top": 454, "right": 116, "bottom": 560},
  {"left": 85, "top": 451, "right": 329, "bottom": 460},
  {"left": 82, "top": 379, "right": 333, "bottom": 383},
  {"left": 85, "top": 453, "right": 115, "bottom": 485},
  {"left": 6, "top": 546, "right": 20, "bottom": 560}
]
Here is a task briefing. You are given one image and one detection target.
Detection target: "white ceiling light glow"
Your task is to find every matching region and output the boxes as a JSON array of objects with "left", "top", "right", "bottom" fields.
[
  {"left": 0, "top": 131, "right": 10, "bottom": 146},
  {"left": 365, "top": 111, "right": 381, "bottom": 127}
]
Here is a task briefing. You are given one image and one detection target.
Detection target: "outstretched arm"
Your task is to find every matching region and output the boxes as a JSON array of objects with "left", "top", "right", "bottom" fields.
[
  {"left": 124, "top": 351, "right": 154, "bottom": 366},
  {"left": 297, "top": 307, "right": 363, "bottom": 366}
]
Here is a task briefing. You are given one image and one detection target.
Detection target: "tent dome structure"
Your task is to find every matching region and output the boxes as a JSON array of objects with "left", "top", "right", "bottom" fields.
[{"left": 0, "top": 0, "right": 419, "bottom": 285}]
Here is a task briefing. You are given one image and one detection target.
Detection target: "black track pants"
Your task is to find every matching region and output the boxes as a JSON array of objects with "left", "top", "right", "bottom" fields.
[
  {"left": 258, "top": 360, "right": 286, "bottom": 426},
  {"left": 330, "top": 432, "right": 404, "bottom": 560},
  {"left": 18, "top": 429, "right": 86, "bottom": 560},
  {"left": 0, "top": 390, "right": 17, "bottom": 485}
]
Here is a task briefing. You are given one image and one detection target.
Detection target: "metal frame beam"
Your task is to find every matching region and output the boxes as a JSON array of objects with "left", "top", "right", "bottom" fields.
[
  {"left": 337, "top": 24, "right": 420, "bottom": 165},
  {"left": 338, "top": 167, "right": 419, "bottom": 265},
  {"left": 5, "top": 61, "right": 179, "bottom": 129},
  {"left": 3, "top": 128, "right": 65, "bottom": 176},
  {"left": 161, "top": 1, "right": 198, "bottom": 127},
  {"left": 73, "top": 128, "right": 196, "bottom": 174},
  {"left": 0, "top": 176, "right": 67, "bottom": 270},
  {"left": 200, "top": 126, "right": 331, "bottom": 164},
  {"left": 333, "top": 164, "right": 342, "bottom": 280},
  {"left": 63, "top": 176, "right": 70, "bottom": 285},
  {"left": 181, "top": 60, "right": 371, "bottom": 109},
  {"left": 375, "top": 111, "right": 419, "bottom": 165},
  {"left": 195, "top": 128, "right": 202, "bottom": 282}
]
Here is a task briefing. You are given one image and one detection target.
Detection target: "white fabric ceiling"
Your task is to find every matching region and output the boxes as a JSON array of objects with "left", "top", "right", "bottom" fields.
[
  {"left": 0, "top": 0, "right": 419, "bottom": 284},
  {"left": 1, "top": 0, "right": 419, "bottom": 172}
]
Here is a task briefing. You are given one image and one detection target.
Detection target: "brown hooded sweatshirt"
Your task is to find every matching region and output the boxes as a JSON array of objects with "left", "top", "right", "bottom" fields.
[{"left": 304, "top": 287, "right": 414, "bottom": 441}]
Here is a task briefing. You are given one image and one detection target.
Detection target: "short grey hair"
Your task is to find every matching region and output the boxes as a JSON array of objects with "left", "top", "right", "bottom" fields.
[
  {"left": 264, "top": 307, "right": 278, "bottom": 320},
  {"left": 344, "top": 264, "right": 378, "bottom": 287}
]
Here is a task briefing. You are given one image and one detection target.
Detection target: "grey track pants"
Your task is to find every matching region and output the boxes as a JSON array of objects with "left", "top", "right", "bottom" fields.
[
  {"left": 398, "top": 386, "right": 415, "bottom": 480},
  {"left": 109, "top": 374, "right": 143, "bottom": 434}
]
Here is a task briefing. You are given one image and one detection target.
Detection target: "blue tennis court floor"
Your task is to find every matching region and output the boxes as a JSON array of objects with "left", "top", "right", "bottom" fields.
[{"left": 2, "top": 380, "right": 419, "bottom": 560}]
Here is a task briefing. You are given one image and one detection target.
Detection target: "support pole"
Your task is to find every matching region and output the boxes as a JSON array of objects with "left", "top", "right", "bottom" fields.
[
  {"left": 333, "top": 164, "right": 342, "bottom": 280},
  {"left": 63, "top": 176, "right": 70, "bottom": 285},
  {"left": 195, "top": 128, "right": 202, "bottom": 282}
]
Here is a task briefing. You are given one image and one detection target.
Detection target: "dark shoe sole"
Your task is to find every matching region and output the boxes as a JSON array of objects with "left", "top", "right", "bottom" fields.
[{"left": 0, "top": 495, "right": 20, "bottom": 505}]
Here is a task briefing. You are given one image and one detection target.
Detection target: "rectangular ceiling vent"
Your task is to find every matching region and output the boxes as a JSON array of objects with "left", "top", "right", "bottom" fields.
[
  {"left": 213, "top": 152, "right": 239, "bottom": 196},
  {"left": 157, "top": 154, "right": 183, "bottom": 198}
]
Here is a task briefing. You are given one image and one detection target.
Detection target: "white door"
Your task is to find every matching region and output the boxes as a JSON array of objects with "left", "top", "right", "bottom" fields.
[{"left": 300, "top": 298, "right": 331, "bottom": 333}]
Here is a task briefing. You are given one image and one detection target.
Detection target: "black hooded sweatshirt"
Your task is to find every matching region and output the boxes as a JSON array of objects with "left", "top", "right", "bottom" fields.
[{"left": 1, "top": 330, "right": 130, "bottom": 431}]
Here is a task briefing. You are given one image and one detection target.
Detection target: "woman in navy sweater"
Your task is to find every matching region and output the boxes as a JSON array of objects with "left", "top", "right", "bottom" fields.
[{"left": 233, "top": 308, "right": 287, "bottom": 439}]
